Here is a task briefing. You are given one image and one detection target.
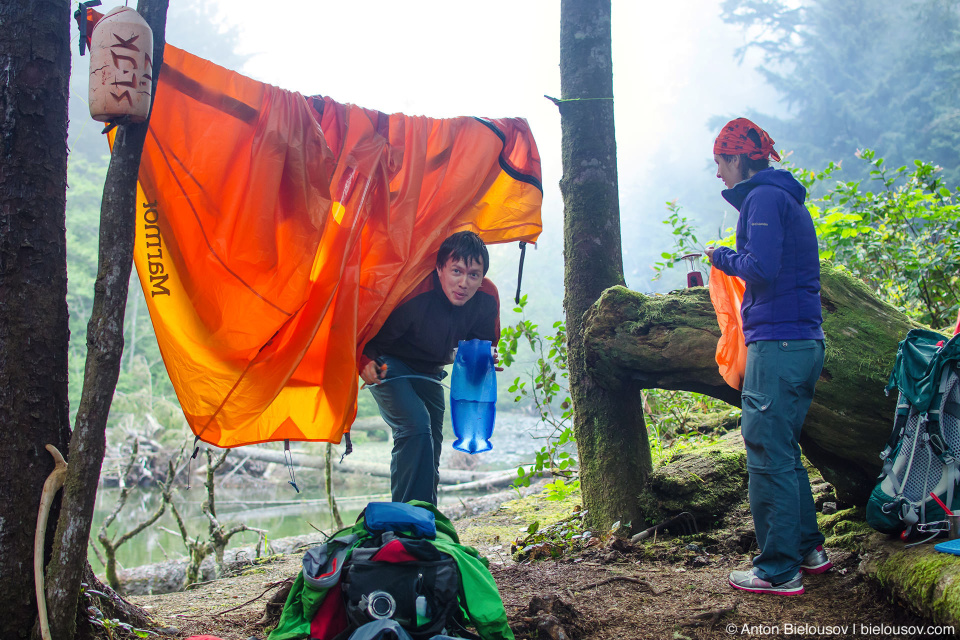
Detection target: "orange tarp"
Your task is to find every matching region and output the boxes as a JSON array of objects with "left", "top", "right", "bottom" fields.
[
  {"left": 709, "top": 267, "right": 747, "bottom": 390},
  {"left": 127, "top": 45, "right": 542, "bottom": 447}
]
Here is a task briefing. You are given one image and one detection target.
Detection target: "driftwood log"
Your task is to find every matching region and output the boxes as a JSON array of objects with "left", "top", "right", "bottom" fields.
[
  {"left": 583, "top": 262, "right": 923, "bottom": 504},
  {"left": 222, "top": 446, "right": 502, "bottom": 486}
]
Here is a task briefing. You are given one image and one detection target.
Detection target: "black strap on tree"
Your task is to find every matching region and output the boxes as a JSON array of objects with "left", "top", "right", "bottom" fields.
[
  {"left": 73, "top": 0, "right": 102, "bottom": 55},
  {"left": 514, "top": 241, "right": 527, "bottom": 305}
]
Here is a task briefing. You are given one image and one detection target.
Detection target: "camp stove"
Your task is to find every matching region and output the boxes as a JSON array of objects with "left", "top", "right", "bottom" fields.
[{"left": 681, "top": 253, "right": 704, "bottom": 288}]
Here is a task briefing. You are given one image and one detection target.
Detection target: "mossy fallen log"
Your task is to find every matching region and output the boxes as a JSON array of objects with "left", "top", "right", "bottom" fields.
[
  {"left": 583, "top": 262, "right": 923, "bottom": 504},
  {"left": 636, "top": 432, "right": 747, "bottom": 527},
  {"left": 859, "top": 535, "right": 960, "bottom": 628}
]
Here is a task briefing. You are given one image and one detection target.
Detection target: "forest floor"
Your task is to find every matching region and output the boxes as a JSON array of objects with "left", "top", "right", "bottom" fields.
[{"left": 128, "top": 482, "right": 942, "bottom": 640}]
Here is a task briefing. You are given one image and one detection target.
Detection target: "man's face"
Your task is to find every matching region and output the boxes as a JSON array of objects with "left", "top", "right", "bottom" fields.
[
  {"left": 714, "top": 153, "right": 741, "bottom": 189},
  {"left": 437, "top": 256, "right": 484, "bottom": 306}
]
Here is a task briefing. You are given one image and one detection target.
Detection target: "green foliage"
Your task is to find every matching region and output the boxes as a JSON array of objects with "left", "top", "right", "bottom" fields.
[
  {"left": 499, "top": 296, "right": 578, "bottom": 493},
  {"left": 721, "top": 0, "right": 960, "bottom": 186},
  {"left": 652, "top": 201, "right": 734, "bottom": 280},
  {"left": 643, "top": 389, "right": 738, "bottom": 461},
  {"left": 542, "top": 477, "right": 580, "bottom": 502},
  {"left": 83, "top": 584, "right": 156, "bottom": 638},
  {"left": 511, "top": 508, "right": 589, "bottom": 562},
  {"left": 799, "top": 150, "right": 960, "bottom": 327},
  {"left": 65, "top": 152, "right": 108, "bottom": 414}
]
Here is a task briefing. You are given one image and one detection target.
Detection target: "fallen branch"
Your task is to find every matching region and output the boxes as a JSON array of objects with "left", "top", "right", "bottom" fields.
[
  {"left": 438, "top": 469, "right": 525, "bottom": 493},
  {"left": 212, "top": 578, "right": 292, "bottom": 617},
  {"left": 35, "top": 445, "right": 68, "bottom": 640},
  {"left": 223, "top": 445, "right": 492, "bottom": 485},
  {"left": 680, "top": 603, "right": 738, "bottom": 628},
  {"left": 571, "top": 576, "right": 656, "bottom": 594}
]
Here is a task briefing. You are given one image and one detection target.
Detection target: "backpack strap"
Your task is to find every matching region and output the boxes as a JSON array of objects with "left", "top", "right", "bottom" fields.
[
  {"left": 303, "top": 533, "right": 361, "bottom": 590},
  {"left": 926, "top": 367, "right": 956, "bottom": 464},
  {"left": 944, "top": 362, "right": 960, "bottom": 423},
  {"left": 939, "top": 364, "right": 960, "bottom": 517},
  {"left": 879, "top": 395, "right": 912, "bottom": 481}
]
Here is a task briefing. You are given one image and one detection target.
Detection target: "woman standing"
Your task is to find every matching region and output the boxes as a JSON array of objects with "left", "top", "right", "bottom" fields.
[{"left": 706, "top": 118, "right": 830, "bottom": 596}]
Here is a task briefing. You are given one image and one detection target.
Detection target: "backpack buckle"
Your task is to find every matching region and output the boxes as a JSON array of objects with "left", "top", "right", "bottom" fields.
[
  {"left": 901, "top": 502, "right": 920, "bottom": 526},
  {"left": 930, "top": 433, "right": 948, "bottom": 458},
  {"left": 916, "top": 520, "right": 950, "bottom": 533}
]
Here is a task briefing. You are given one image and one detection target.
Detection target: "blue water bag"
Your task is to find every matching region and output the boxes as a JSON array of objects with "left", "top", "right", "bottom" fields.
[{"left": 450, "top": 339, "right": 497, "bottom": 454}]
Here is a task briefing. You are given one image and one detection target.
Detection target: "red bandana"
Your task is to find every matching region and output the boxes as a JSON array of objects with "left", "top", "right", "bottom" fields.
[{"left": 713, "top": 118, "right": 781, "bottom": 162}]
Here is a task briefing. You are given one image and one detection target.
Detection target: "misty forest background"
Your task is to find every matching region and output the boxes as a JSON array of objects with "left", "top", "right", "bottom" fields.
[{"left": 68, "top": 1, "right": 960, "bottom": 467}]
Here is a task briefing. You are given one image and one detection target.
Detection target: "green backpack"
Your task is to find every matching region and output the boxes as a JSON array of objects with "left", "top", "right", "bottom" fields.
[
  {"left": 866, "top": 330, "right": 960, "bottom": 538},
  {"left": 269, "top": 502, "right": 514, "bottom": 640}
]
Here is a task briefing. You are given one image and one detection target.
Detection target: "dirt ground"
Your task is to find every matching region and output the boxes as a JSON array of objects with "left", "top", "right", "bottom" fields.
[{"left": 125, "top": 485, "right": 950, "bottom": 640}]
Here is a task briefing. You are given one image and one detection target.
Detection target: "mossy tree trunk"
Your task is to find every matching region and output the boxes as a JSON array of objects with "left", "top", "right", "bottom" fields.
[
  {"left": 559, "top": 0, "right": 651, "bottom": 531},
  {"left": 0, "top": 1, "right": 72, "bottom": 636},
  {"left": 45, "top": 2, "right": 169, "bottom": 637},
  {"left": 582, "top": 263, "right": 923, "bottom": 504}
]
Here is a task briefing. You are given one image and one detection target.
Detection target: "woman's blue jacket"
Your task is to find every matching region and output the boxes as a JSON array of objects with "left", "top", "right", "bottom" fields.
[{"left": 711, "top": 168, "right": 824, "bottom": 345}]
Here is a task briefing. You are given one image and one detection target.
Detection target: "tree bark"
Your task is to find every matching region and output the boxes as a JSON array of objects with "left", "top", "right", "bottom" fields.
[
  {"left": 45, "top": 3, "right": 169, "bottom": 638},
  {"left": 559, "top": 0, "right": 651, "bottom": 532},
  {"left": 582, "top": 263, "right": 921, "bottom": 504},
  {"left": 0, "top": 0, "right": 73, "bottom": 637}
]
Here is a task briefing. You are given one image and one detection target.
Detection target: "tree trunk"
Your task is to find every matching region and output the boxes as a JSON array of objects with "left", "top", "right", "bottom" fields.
[
  {"left": 325, "top": 443, "right": 344, "bottom": 530},
  {"left": 559, "top": 0, "right": 651, "bottom": 532},
  {"left": 582, "top": 263, "right": 921, "bottom": 504},
  {"left": 45, "top": 2, "right": 169, "bottom": 638},
  {"left": 77, "top": 564, "right": 155, "bottom": 638},
  {"left": 0, "top": 0, "right": 73, "bottom": 637}
]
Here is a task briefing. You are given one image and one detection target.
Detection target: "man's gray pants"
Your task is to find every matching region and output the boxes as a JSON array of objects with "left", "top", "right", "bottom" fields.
[{"left": 369, "top": 356, "right": 445, "bottom": 505}]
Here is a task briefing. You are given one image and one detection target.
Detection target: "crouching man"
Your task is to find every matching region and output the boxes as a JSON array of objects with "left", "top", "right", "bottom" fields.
[{"left": 359, "top": 231, "right": 500, "bottom": 505}]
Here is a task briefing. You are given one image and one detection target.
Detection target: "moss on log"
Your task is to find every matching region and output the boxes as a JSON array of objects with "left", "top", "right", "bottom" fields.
[
  {"left": 814, "top": 507, "right": 960, "bottom": 626},
  {"left": 583, "top": 263, "right": 925, "bottom": 504},
  {"left": 637, "top": 432, "right": 748, "bottom": 527},
  {"left": 859, "top": 535, "right": 960, "bottom": 627}
]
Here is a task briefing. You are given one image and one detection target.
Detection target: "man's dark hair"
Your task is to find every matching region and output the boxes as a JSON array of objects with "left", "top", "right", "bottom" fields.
[
  {"left": 436, "top": 231, "right": 489, "bottom": 275},
  {"left": 721, "top": 128, "right": 770, "bottom": 180}
]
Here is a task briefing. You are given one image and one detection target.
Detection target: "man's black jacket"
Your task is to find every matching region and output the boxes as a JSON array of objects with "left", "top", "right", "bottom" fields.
[{"left": 360, "top": 271, "right": 500, "bottom": 375}]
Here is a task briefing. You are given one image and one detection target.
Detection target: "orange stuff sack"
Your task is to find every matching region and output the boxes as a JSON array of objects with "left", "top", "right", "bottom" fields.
[
  {"left": 113, "top": 43, "right": 542, "bottom": 448},
  {"left": 709, "top": 266, "right": 747, "bottom": 390}
]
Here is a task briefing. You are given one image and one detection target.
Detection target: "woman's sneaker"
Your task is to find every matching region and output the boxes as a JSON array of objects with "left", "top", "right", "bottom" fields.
[
  {"left": 800, "top": 545, "right": 833, "bottom": 574},
  {"left": 729, "top": 569, "right": 804, "bottom": 595}
]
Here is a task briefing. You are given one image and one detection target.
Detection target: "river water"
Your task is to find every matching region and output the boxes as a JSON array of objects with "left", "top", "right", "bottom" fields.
[{"left": 90, "top": 412, "right": 562, "bottom": 570}]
